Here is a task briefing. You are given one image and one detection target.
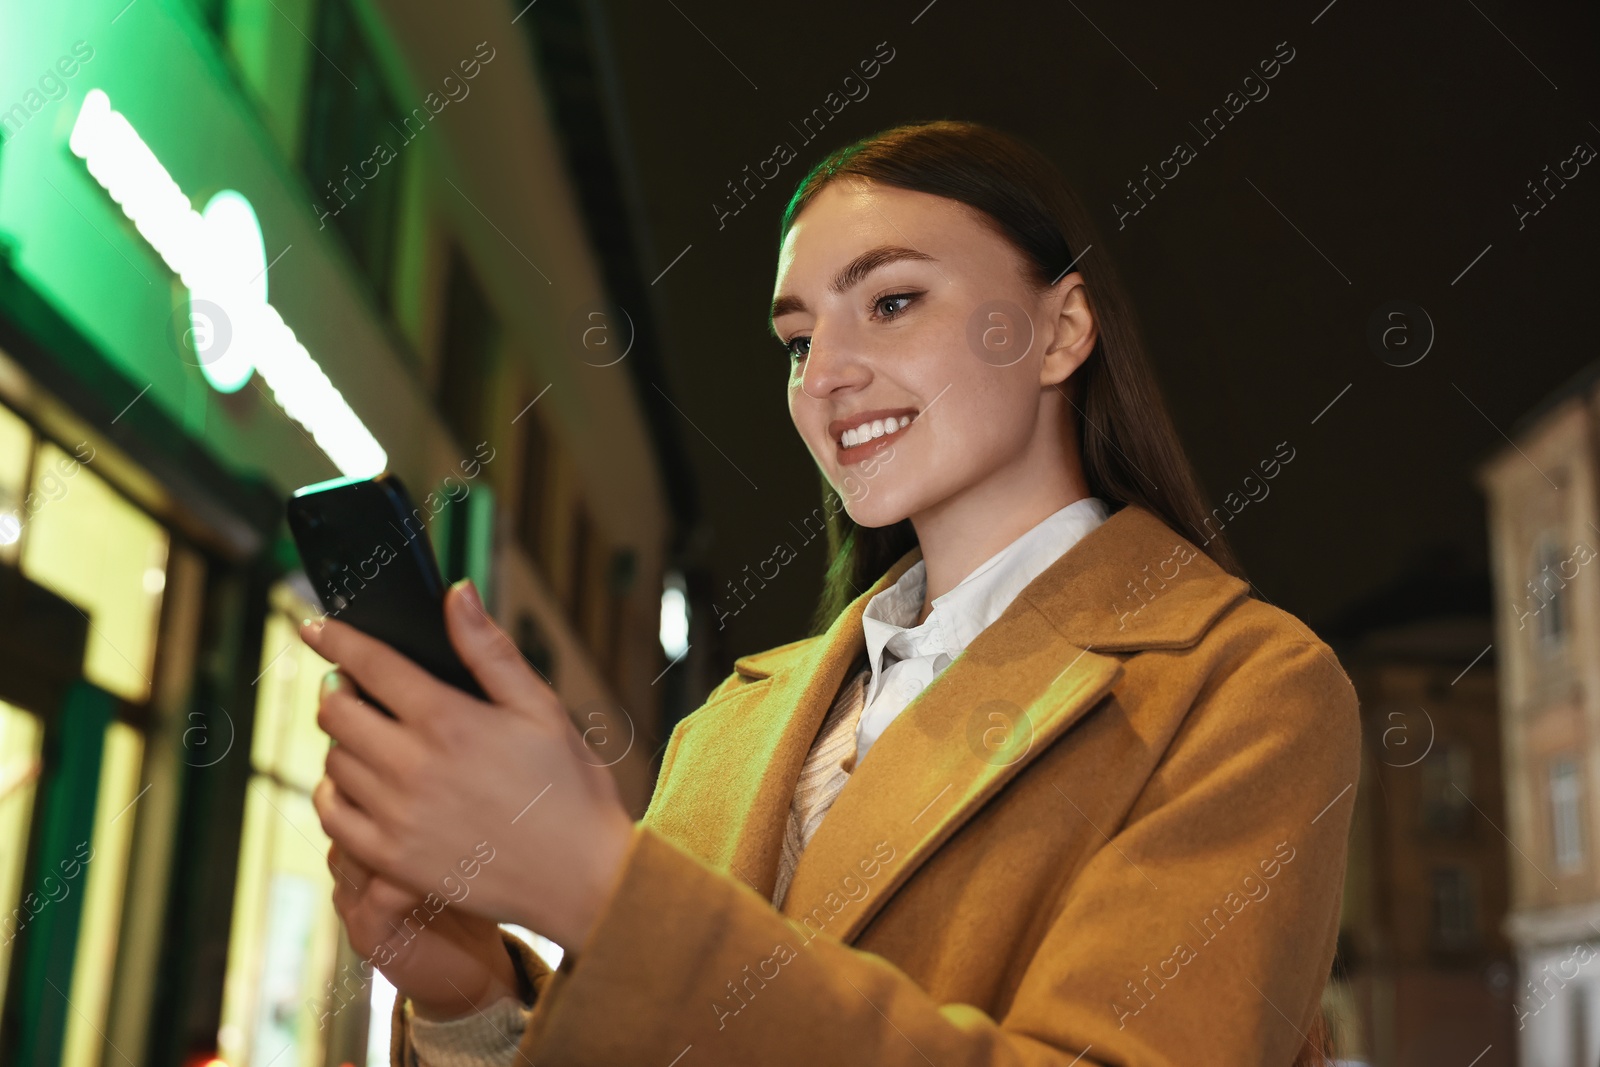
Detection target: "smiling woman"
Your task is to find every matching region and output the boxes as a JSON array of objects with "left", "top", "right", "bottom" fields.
[
  {"left": 309, "top": 120, "right": 1360, "bottom": 1067},
  {"left": 769, "top": 122, "right": 1243, "bottom": 638}
]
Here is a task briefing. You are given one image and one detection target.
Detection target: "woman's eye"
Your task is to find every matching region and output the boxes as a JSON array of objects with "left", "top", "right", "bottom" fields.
[
  {"left": 785, "top": 336, "right": 811, "bottom": 360},
  {"left": 875, "top": 293, "right": 916, "bottom": 318}
]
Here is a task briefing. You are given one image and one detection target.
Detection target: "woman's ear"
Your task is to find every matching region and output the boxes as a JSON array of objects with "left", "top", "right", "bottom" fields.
[{"left": 1039, "top": 273, "right": 1096, "bottom": 388}]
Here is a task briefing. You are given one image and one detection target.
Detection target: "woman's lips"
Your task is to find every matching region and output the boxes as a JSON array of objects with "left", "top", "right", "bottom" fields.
[{"left": 835, "top": 415, "right": 914, "bottom": 466}]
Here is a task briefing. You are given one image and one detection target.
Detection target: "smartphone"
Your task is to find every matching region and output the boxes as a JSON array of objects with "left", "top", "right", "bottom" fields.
[{"left": 286, "top": 472, "right": 486, "bottom": 711}]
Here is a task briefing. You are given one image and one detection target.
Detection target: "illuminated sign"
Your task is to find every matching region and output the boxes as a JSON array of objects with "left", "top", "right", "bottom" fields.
[
  {"left": 68, "top": 88, "right": 386, "bottom": 478},
  {"left": 190, "top": 189, "right": 265, "bottom": 393}
]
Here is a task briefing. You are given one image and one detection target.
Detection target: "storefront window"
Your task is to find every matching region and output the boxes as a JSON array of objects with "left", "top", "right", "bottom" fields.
[
  {"left": 0, "top": 402, "right": 31, "bottom": 567},
  {"left": 0, "top": 700, "right": 45, "bottom": 1021},
  {"left": 59, "top": 720, "right": 144, "bottom": 1067},
  {"left": 19, "top": 442, "right": 169, "bottom": 703},
  {"left": 217, "top": 582, "right": 341, "bottom": 1067},
  {"left": 0, "top": 411, "right": 39, "bottom": 1022},
  {"left": 0, "top": 395, "right": 175, "bottom": 1062}
]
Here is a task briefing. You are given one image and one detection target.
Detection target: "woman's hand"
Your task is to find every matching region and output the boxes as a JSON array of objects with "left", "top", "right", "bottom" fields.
[
  {"left": 305, "top": 579, "right": 637, "bottom": 954},
  {"left": 326, "top": 838, "right": 520, "bottom": 1022}
]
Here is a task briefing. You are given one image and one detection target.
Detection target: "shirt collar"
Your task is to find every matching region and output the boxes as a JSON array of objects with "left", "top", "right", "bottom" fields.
[{"left": 860, "top": 496, "right": 1112, "bottom": 688}]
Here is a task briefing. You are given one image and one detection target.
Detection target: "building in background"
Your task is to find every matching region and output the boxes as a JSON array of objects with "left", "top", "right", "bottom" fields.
[
  {"left": 1480, "top": 358, "right": 1600, "bottom": 1067},
  {"left": 0, "top": 1, "right": 691, "bottom": 1064},
  {"left": 1320, "top": 558, "right": 1515, "bottom": 1066}
]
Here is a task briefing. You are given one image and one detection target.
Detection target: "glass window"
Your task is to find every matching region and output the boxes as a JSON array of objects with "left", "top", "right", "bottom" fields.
[
  {"left": 217, "top": 583, "right": 340, "bottom": 1067},
  {"left": 20, "top": 442, "right": 169, "bottom": 704},
  {"left": 435, "top": 242, "right": 499, "bottom": 452},
  {"left": 513, "top": 612, "right": 556, "bottom": 684},
  {"left": 60, "top": 720, "right": 145, "bottom": 1067},
  {"left": 301, "top": 0, "right": 405, "bottom": 311},
  {"left": 1429, "top": 866, "right": 1476, "bottom": 949},
  {"left": 0, "top": 700, "right": 45, "bottom": 1017},
  {"left": 1551, "top": 757, "right": 1586, "bottom": 872},
  {"left": 1532, "top": 532, "right": 1568, "bottom": 652},
  {"left": 1574, "top": 990, "right": 1590, "bottom": 1067},
  {"left": 0, "top": 401, "right": 33, "bottom": 567},
  {"left": 1419, "top": 742, "right": 1471, "bottom": 836},
  {"left": 603, "top": 548, "right": 636, "bottom": 681},
  {"left": 515, "top": 406, "right": 551, "bottom": 575},
  {"left": 225, "top": 0, "right": 318, "bottom": 161},
  {"left": 0, "top": 399, "right": 176, "bottom": 1061}
]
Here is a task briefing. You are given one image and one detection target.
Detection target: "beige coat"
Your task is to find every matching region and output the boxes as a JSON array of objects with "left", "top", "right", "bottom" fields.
[{"left": 390, "top": 503, "right": 1362, "bottom": 1065}]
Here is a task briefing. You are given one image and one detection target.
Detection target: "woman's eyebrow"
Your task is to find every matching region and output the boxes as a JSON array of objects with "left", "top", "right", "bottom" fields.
[{"left": 768, "top": 245, "right": 937, "bottom": 337}]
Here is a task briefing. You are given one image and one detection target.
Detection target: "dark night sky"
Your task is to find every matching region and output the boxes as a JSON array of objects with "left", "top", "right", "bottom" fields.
[{"left": 593, "top": 0, "right": 1600, "bottom": 669}]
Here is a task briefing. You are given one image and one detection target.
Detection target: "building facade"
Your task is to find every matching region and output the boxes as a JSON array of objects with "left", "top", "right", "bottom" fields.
[
  {"left": 0, "top": 1, "right": 679, "bottom": 1064},
  {"left": 1479, "top": 360, "right": 1600, "bottom": 1065},
  {"left": 1328, "top": 605, "right": 1516, "bottom": 1066}
]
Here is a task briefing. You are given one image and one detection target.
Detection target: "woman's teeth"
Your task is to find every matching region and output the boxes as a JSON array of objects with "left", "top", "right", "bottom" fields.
[{"left": 841, "top": 415, "right": 912, "bottom": 449}]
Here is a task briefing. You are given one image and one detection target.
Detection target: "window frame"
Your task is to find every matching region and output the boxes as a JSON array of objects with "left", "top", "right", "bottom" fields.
[{"left": 1550, "top": 756, "right": 1587, "bottom": 873}]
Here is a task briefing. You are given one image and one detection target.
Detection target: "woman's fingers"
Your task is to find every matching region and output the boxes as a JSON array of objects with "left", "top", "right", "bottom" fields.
[
  {"left": 313, "top": 777, "right": 389, "bottom": 883},
  {"left": 325, "top": 743, "right": 398, "bottom": 826},
  {"left": 301, "top": 617, "right": 459, "bottom": 728},
  {"left": 443, "top": 582, "right": 557, "bottom": 712},
  {"left": 329, "top": 840, "right": 371, "bottom": 884},
  {"left": 329, "top": 841, "right": 367, "bottom": 921},
  {"left": 317, "top": 676, "right": 410, "bottom": 775},
  {"left": 328, "top": 841, "right": 417, "bottom": 958},
  {"left": 328, "top": 841, "right": 370, "bottom": 897},
  {"left": 362, "top": 872, "right": 422, "bottom": 917}
]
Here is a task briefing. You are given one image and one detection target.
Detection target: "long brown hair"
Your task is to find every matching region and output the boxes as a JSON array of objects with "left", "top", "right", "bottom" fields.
[{"left": 778, "top": 119, "right": 1249, "bottom": 637}]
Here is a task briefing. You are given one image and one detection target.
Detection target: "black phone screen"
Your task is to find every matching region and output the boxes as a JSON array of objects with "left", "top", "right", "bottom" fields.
[{"left": 286, "top": 473, "right": 486, "bottom": 704}]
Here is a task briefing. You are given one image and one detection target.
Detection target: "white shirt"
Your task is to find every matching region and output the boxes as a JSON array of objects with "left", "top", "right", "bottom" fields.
[{"left": 855, "top": 496, "right": 1112, "bottom": 767}]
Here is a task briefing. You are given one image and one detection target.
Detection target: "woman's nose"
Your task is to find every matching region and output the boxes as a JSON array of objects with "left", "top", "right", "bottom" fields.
[{"left": 797, "top": 326, "right": 868, "bottom": 399}]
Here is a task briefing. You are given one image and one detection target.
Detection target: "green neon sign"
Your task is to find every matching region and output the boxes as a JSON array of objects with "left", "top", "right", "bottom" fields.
[{"left": 68, "top": 88, "right": 386, "bottom": 477}]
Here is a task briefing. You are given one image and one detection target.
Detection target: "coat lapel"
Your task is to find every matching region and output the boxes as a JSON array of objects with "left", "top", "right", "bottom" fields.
[
  {"left": 647, "top": 504, "right": 1251, "bottom": 943},
  {"left": 643, "top": 547, "right": 923, "bottom": 899},
  {"left": 778, "top": 504, "right": 1250, "bottom": 942},
  {"left": 779, "top": 607, "right": 1127, "bottom": 942}
]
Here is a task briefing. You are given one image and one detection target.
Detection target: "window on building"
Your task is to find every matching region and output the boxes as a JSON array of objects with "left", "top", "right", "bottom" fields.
[
  {"left": 515, "top": 403, "right": 552, "bottom": 576},
  {"left": 0, "top": 398, "right": 32, "bottom": 566},
  {"left": 302, "top": 0, "right": 405, "bottom": 311},
  {"left": 435, "top": 242, "right": 499, "bottom": 451},
  {"left": 1429, "top": 866, "right": 1476, "bottom": 950},
  {"left": 604, "top": 548, "right": 637, "bottom": 682},
  {"left": 21, "top": 440, "right": 169, "bottom": 703},
  {"left": 217, "top": 583, "right": 341, "bottom": 1067},
  {"left": 59, "top": 713, "right": 144, "bottom": 1066},
  {"left": 586, "top": 543, "right": 617, "bottom": 676},
  {"left": 0, "top": 399, "right": 174, "bottom": 1062},
  {"left": 1419, "top": 742, "right": 1472, "bottom": 836},
  {"left": 514, "top": 611, "right": 555, "bottom": 683},
  {"left": 0, "top": 699, "right": 44, "bottom": 1022},
  {"left": 1550, "top": 757, "right": 1586, "bottom": 872},
  {"left": 1532, "top": 532, "right": 1568, "bottom": 652},
  {"left": 1574, "top": 990, "right": 1590, "bottom": 1067}
]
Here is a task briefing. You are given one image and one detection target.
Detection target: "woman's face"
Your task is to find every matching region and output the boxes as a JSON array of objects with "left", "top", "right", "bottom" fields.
[{"left": 772, "top": 178, "right": 1094, "bottom": 529}]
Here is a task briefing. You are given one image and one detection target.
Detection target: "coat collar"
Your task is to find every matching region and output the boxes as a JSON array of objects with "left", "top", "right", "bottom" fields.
[{"left": 648, "top": 503, "right": 1249, "bottom": 943}]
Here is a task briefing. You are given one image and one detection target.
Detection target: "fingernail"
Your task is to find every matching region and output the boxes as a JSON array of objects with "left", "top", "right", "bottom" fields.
[
  {"left": 321, "top": 670, "right": 342, "bottom": 699},
  {"left": 452, "top": 577, "right": 485, "bottom": 617},
  {"left": 301, "top": 617, "right": 325, "bottom": 643}
]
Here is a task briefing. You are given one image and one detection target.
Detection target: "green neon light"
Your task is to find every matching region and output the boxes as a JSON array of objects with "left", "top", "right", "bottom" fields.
[
  {"left": 67, "top": 88, "right": 387, "bottom": 477},
  {"left": 191, "top": 189, "right": 265, "bottom": 393}
]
